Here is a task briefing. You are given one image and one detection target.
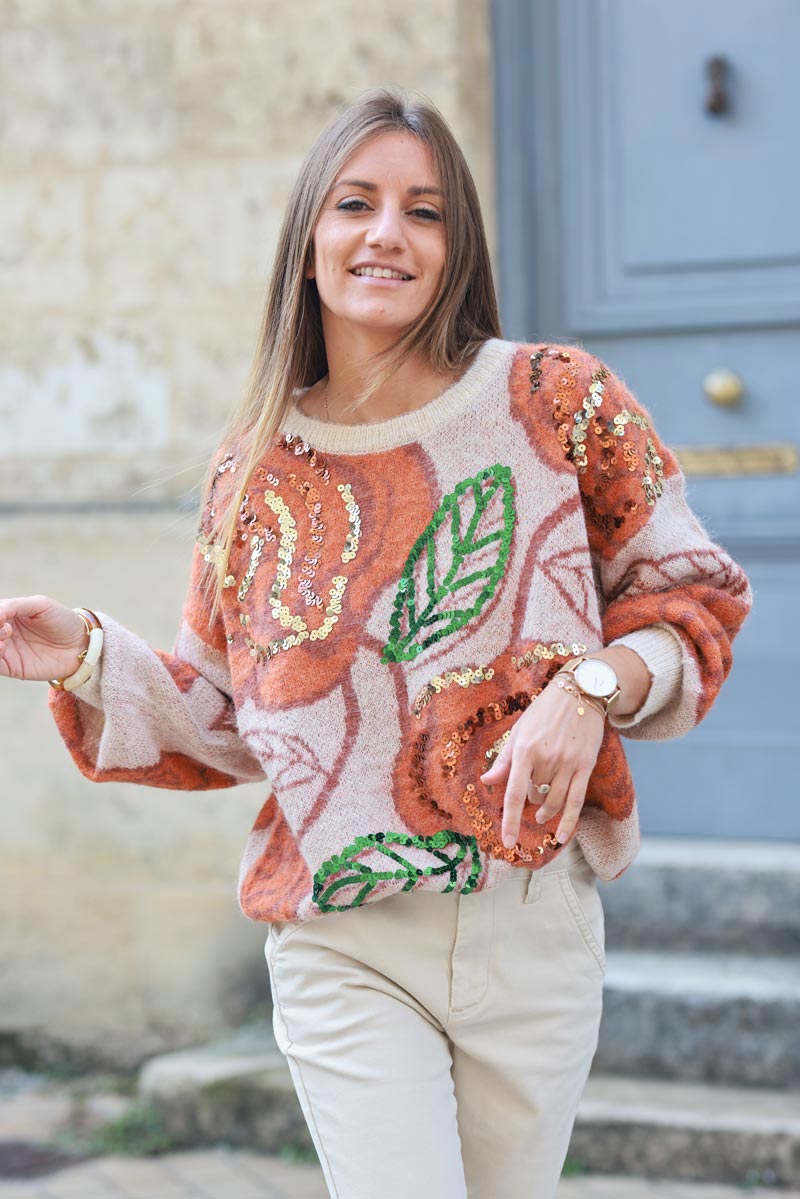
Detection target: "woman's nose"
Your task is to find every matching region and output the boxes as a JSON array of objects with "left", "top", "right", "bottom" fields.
[{"left": 365, "top": 206, "right": 405, "bottom": 248}]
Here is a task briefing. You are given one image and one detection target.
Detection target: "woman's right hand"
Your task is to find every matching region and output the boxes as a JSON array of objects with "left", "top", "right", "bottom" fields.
[{"left": 0, "top": 596, "right": 90, "bottom": 683}]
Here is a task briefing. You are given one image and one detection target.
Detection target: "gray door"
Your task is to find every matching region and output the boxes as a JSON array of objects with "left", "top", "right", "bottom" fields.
[{"left": 492, "top": 0, "right": 799, "bottom": 839}]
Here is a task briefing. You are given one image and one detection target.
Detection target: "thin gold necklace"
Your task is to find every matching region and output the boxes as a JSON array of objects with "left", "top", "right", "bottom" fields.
[{"left": 323, "top": 371, "right": 459, "bottom": 425}]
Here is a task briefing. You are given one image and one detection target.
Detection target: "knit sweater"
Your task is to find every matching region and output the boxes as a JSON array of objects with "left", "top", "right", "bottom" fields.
[{"left": 49, "top": 339, "right": 752, "bottom": 923}]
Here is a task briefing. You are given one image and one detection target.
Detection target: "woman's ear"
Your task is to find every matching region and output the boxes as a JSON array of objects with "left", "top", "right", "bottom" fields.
[{"left": 305, "top": 249, "right": 315, "bottom": 280}]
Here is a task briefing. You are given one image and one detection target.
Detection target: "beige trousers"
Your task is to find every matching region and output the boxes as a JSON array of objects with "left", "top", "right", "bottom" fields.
[{"left": 264, "top": 836, "right": 606, "bottom": 1199}]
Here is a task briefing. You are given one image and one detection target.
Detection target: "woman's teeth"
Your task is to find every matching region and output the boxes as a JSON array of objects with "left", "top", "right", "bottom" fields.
[{"left": 352, "top": 267, "right": 412, "bottom": 280}]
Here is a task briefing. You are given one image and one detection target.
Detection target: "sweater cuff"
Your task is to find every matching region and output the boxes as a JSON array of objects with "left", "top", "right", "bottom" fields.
[{"left": 606, "top": 624, "right": 684, "bottom": 728}]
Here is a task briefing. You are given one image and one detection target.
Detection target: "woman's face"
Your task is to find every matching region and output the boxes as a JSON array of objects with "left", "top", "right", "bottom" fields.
[{"left": 307, "top": 130, "right": 446, "bottom": 340}]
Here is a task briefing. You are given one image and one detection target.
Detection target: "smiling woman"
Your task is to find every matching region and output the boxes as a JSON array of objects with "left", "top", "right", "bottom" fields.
[
  {"left": 298, "top": 131, "right": 451, "bottom": 424},
  {"left": 2, "top": 85, "right": 751, "bottom": 1199}
]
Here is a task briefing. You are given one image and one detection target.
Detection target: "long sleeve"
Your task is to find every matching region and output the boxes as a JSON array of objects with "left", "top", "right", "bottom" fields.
[
  {"left": 573, "top": 352, "right": 752, "bottom": 740},
  {"left": 48, "top": 510, "right": 266, "bottom": 790}
]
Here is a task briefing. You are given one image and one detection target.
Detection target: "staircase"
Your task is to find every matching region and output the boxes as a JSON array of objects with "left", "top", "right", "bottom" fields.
[{"left": 570, "top": 836, "right": 800, "bottom": 1185}]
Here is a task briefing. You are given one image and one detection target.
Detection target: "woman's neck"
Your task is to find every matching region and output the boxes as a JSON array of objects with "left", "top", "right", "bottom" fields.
[{"left": 299, "top": 337, "right": 459, "bottom": 426}]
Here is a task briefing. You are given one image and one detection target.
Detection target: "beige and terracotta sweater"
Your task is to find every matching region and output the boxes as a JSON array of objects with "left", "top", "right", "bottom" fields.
[{"left": 49, "top": 339, "right": 752, "bottom": 923}]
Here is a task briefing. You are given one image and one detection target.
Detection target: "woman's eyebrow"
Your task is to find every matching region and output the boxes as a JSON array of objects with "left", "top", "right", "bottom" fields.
[{"left": 333, "top": 178, "right": 443, "bottom": 197}]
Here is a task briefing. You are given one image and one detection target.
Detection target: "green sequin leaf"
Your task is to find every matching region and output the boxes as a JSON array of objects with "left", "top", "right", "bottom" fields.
[
  {"left": 381, "top": 465, "right": 516, "bottom": 664},
  {"left": 313, "top": 831, "right": 482, "bottom": 913}
]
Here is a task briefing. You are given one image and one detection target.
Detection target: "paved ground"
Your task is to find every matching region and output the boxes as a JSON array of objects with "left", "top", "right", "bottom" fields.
[{"left": 0, "top": 1149, "right": 796, "bottom": 1199}]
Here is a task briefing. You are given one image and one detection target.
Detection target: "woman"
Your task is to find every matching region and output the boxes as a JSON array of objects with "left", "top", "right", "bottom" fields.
[{"left": 0, "top": 87, "right": 751, "bottom": 1198}]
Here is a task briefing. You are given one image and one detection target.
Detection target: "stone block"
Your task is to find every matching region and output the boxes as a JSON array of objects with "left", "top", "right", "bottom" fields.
[
  {"left": 0, "top": 28, "right": 172, "bottom": 166},
  {"left": 0, "top": 316, "right": 173, "bottom": 503},
  {"left": 597, "top": 950, "right": 800, "bottom": 1088},
  {"left": 2, "top": 0, "right": 178, "bottom": 18},
  {"left": 172, "top": 3, "right": 459, "bottom": 157},
  {"left": 599, "top": 837, "right": 800, "bottom": 954},
  {"left": 139, "top": 1026, "right": 309, "bottom": 1151},
  {"left": 0, "top": 175, "right": 87, "bottom": 304},
  {"left": 167, "top": 308, "right": 260, "bottom": 453},
  {"left": 90, "top": 160, "right": 296, "bottom": 308},
  {"left": 571, "top": 1074, "right": 800, "bottom": 1187}
]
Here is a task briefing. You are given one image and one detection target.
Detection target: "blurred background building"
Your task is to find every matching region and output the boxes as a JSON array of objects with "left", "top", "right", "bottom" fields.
[{"left": 1, "top": 0, "right": 796, "bottom": 1102}]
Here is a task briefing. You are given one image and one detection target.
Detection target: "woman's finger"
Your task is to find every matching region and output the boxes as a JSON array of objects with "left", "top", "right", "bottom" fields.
[
  {"left": 554, "top": 768, "right": 593, "bottom": 843},
  {"left": 479, "top": 730, "right": 516, "bottom": 785},
  {"left": 499, "top": 743, "right": 539, "bottom": 847},
  {"left": 530, "top": 764, "right": 571, "bottom": 826}
]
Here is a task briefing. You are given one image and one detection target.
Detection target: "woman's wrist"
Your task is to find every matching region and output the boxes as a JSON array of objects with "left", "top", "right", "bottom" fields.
[
  {"left": 578, "top": 646, "right": 651, "bottom": 717},
  {"left": 49, "top": 609, "right": 104, "bottom": 692}
]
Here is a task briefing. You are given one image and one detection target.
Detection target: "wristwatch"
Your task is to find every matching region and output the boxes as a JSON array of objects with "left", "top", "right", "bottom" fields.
[{"left": 558, "top": 656, "right": 621, "bottom": 716}]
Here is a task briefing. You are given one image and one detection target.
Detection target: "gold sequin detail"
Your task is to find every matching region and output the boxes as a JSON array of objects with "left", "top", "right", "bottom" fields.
[
  {"left": 571, "top": 369, "right": 609, "bottom": 473},
  {"left": 240, "top": 481, "right": 360, "bottom": 664},
  {"left": 512, "top": 642, "right": 587, "bottom": 670},
  {"left": 278, "top": 434, "right": 332, "bottom": 485},
  {"left": 196, "top": 528, "right": 236, "bottom": 586},
  {"left": 412, "top": 665, "right": 495, "bottom": 719},
  {"left": 196, "top": 451, "right": 240, "bottom": 581},
  {"left": 285, "top": 471, "right": 328, "bottom": 611},
  {"left": 408, "top": 732, "right": 450, "bottom": 817},
  {"left": 606, "top": 411, "right": 665, "bottom": 506},
  {"left": 338, "top": 482, "right": 362, "bottom": 563},
  {"left": 461, "top": 784, "right": 561, "bottom": 864},
  {"left": 239, "top": 490, "right": 278, "bottom": 544},
  {"left": 529, "top": 345, "right": 573, "bottom": 395},
  {"left": 536, "top": 352, "right": 666, "bottom": 509},
  {"left": 441, "top": 691, "right": 535, "bottom": 780},
  {"left": 643, "top": 437, "right": 665, "bottom": 505},
  {"left": 485, "top": 728, "right": 512, "bottom": 765},
  {"left": 238, "top": 534, "right": 264, "bottom": 601}
]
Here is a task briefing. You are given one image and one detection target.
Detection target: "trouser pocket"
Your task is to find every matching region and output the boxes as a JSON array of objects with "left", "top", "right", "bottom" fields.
[{"left": 557, "top": 860, "right": 607, "bottom": 975}]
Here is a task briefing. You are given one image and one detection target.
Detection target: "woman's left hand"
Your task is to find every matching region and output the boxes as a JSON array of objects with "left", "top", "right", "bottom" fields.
[{"left": 479, "top": 678, "right": 606, "bottom": 847}]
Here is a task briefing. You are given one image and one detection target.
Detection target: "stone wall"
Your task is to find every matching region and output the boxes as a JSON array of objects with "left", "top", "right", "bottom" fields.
[{"left": 0, "top": 0, "right": 496, "bottom": 1066}]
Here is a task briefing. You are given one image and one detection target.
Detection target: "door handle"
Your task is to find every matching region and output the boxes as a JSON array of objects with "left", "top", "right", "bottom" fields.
[
  {"left": 705, "top": 55, "right": 731, "bottom": 115},
  {"left": 703, "top": 369, "right": 743, "bottom": 408}
]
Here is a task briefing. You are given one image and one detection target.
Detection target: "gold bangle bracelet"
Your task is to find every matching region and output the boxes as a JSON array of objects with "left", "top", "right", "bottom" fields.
[{"left": 49, "top": 609, "right": 104, "bottom": 692}]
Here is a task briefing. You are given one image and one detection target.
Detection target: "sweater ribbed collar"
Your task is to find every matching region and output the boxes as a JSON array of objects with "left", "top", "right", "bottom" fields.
[{"left": 284, "top": 337, "right": 511, "bottom": 455}]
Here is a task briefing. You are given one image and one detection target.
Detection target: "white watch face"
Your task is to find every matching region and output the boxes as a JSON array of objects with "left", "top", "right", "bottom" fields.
[{"left": 574, "top": 658, "right": 618, "bottom": 699}]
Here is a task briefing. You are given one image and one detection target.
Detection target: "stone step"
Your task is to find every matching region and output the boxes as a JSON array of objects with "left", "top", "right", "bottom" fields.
[
  {"left": 138, "top": 1027, "right": 800, "bottom": 1186},
  {"left": 597, "top": 837, "right": 800, "bottom": 954},
  {"left": 597, "top": 949, "right": 800, "bottom": 1088},
  {"left": 571, "top": 1072, "right": 800, "bottom": 1187},
  {"left": 138, "top": 1025, "right": 312, "bottom": 1152}
]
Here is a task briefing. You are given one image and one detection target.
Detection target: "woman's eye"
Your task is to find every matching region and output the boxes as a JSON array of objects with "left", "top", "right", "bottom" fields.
[{"left": 336, "top": 199, "right": 442, "bottom": 222}]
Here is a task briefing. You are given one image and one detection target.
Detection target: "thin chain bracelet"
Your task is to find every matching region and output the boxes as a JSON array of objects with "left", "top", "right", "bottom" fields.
[{"left": 553, "top": 674, "right": 606, "bottom": 719}]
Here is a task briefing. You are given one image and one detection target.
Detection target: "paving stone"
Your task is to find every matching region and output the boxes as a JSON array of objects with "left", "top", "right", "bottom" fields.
[{"left": 2, "top": 1153, "right": 799, "bottom": 1199}]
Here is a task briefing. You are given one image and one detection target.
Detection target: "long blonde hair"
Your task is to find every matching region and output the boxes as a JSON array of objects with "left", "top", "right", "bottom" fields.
[{"left": 202, "top": 85, "right": 502, "bottom": 619}]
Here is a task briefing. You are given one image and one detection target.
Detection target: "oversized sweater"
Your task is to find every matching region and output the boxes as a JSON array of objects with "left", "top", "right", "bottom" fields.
[{"left": 49, "top": 339, "right": 752, "bottom": 923}]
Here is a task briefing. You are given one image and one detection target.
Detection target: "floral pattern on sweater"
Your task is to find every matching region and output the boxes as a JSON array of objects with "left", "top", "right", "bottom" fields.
[{"left": 48, "top": 339, "right": 752, "bottom": 923}]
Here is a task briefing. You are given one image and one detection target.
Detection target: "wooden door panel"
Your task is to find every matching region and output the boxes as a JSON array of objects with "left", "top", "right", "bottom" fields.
[
  {"left": 492, "top": 0, "right": 799, "bottom": 839},
  {"left": 557, "top": 0, "right": 800, "bottom": 330}
]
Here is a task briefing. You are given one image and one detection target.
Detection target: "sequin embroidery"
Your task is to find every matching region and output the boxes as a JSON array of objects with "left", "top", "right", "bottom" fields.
[
  {"left": 313, "top": 831, "right": 482, "bottom": 912},
  {"left": 440, "top": 690, "right": 537, "bottom": 780},
  {"left": 461, "top": 785, "right": 561, "bottom": 864},
  {"left": 512, "top": 642, "right": 588, "bottom": 669},
  {"left": 382, "top": 465, "right": 516, "bottom": 664},
  {"left": 412, "top": 665, "right": 496, "bottom": 718},
  {"left": 239, "top": 478, "right": 361, "bottom": 664},
  {"left": 537, "top": 350, "right": 666, "bottom": 509}
]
